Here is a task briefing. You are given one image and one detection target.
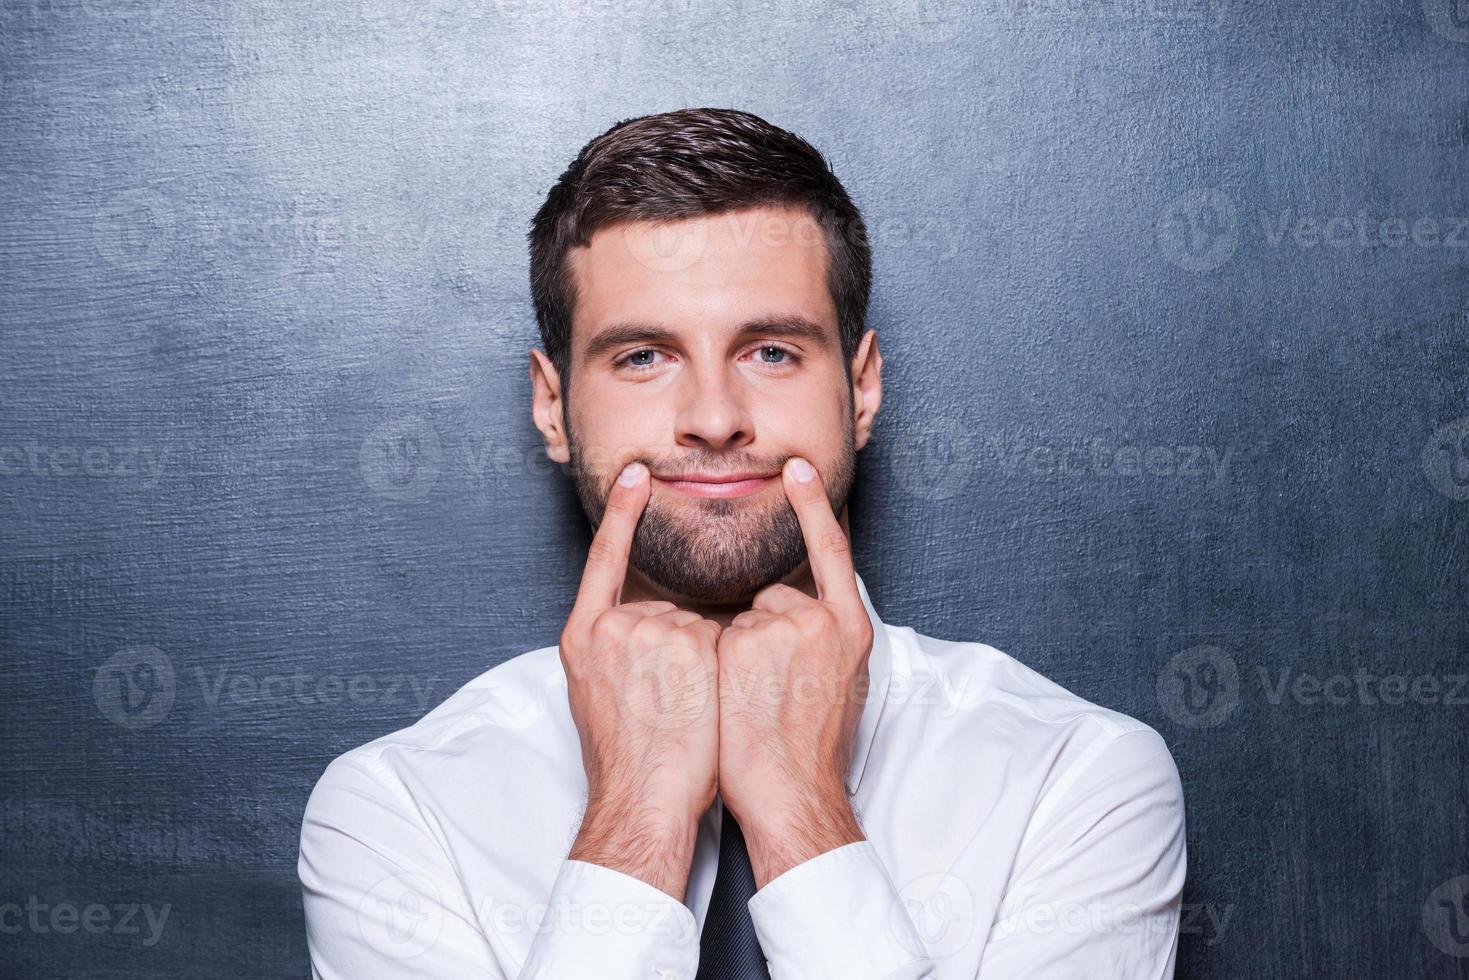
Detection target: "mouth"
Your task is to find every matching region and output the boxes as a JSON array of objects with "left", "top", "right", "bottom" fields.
[{"left": 651, "top": 470, "right": 779, "bottom": 500}]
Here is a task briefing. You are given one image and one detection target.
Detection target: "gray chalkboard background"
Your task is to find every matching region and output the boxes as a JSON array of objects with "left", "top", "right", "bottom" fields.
[{"left": 2, "top": 0, "right": 1467, "bottom": 977}]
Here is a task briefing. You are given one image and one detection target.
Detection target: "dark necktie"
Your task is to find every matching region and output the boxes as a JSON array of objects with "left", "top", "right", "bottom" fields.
[{"left": 694, "top": 805, "right": 772, "bottom": 980}]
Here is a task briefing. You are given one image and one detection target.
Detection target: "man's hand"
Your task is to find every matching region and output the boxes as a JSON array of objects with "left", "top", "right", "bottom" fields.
[
  {"left": 716, "top": 455, "right": 873, "bottom": 888},
  {"left": 562, "top": 461, "right": 721, "bottom": 901}
]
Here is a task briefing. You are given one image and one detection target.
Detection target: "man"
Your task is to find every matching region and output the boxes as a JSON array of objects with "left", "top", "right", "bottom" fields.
[{"left": 299, "top": 107, "right": 1186, "bottom": 979}]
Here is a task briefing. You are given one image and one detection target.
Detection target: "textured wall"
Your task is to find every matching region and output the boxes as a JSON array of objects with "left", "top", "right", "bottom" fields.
[{"left": 2, "top": 0, "right": 1467, "bottom": 977}]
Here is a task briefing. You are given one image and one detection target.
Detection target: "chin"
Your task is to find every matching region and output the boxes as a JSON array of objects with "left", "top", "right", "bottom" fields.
[
  {"left": 622, "top": 493, "right": 811, "bottom": 606},
  {"left": 635, "top": 564, "right": 777, "bottom": 606},
  {"left": 630, "top": 537, "right": 807, "bottom": 607}
]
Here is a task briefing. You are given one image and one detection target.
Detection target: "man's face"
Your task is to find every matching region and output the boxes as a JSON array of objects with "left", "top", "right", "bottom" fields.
[{"left": 532, "top": 204, "right": 880, "bottom": 605}]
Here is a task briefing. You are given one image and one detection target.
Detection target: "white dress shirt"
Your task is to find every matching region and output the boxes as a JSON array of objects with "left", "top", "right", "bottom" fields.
[{"left": 299, "top": 572, "right": 1186, "bottom": 979}]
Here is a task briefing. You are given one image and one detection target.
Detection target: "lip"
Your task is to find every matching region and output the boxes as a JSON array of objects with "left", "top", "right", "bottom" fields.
[{"left": 652, "top": 471, "right": 778, "bottom": 499}]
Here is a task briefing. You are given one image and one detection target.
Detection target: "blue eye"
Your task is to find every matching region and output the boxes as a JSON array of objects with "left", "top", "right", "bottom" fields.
[
  {"left": 617, "top": 348, "right": 664, "bottom": 371},
  {"left": 758, "top": 346, "right": 787, "bottom": 363}
]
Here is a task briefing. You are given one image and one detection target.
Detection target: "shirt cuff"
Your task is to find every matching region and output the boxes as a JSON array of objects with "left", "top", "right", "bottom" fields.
[
  {"left": 747, "top": 841, "right": 934, "bottom": 980},
  {"left": 519, "top": 858, "right": 700, "bottom": 980}
]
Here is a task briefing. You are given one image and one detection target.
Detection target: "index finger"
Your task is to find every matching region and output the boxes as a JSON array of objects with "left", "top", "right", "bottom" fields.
[
  {"left": 573, "top": 460, "right": 650, "bottom": 613},
  {"left": 780, "top": 456, "right": 861, "bottom": 608}
]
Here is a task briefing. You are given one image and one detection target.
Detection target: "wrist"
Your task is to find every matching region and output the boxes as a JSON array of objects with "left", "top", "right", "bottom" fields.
[{"left": 584, "top": 777, "right": 710, "bottom": 834}]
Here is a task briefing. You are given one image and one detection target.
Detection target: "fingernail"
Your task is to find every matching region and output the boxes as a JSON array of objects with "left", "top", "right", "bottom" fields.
[
  {"left": 789, "top": 457, "right": 815, "bottom": 483},
  {"left": 618, "top": 461, "right": 646, "bottom": 487}
]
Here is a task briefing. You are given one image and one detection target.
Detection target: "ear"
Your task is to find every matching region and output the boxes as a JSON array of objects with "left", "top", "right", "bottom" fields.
[
  {"left": 530, "top": 348, "right": 571, "bottom": 464},
  {"left": 849, "top": 328, "right": 883, "bottom": 452}
]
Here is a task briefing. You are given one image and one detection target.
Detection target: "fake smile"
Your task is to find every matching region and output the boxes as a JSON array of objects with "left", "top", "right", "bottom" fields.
[{"left": 652, "top": 472, "right": 778, "bottom": 499}]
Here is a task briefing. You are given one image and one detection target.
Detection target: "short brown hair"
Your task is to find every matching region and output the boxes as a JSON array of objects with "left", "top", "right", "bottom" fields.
[{"left": 528, "top": 107, "right": 872, "bottom": 385}]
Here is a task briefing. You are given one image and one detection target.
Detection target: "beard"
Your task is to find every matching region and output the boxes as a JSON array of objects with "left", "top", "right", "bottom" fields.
[{"left": 567, "top": 423, "right": 857, "bottom": 605}]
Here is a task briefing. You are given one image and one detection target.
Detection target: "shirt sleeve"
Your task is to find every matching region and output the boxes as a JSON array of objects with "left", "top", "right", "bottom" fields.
[
  {"left": 518, "top": 858, "right": 700, "bottom": 979},
  {"left": 977, "top": 727, "right": 1188, "bottom": 979},
  {"left": 747, "top": 840, "right": 937, "bottom": 979},
  {"left": 298, "top": 754, "right": 503, "bottom": 979},
  {"left": 299, "top": 753, "right": 702, "bottom": 980}
]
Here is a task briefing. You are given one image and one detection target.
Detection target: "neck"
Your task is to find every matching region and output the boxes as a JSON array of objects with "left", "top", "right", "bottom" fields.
[{"left": 619, "top": 508, "right": 853, "bottom": 628}]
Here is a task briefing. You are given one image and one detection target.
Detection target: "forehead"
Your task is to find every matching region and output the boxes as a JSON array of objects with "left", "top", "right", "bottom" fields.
[{"left": 566, "top": 204, "right": 838, "bottom": 348}]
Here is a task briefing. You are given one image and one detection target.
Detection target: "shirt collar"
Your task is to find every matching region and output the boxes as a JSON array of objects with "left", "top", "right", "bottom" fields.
[{"left": 846, "top": 570, "right": 893, "bottom": 796}]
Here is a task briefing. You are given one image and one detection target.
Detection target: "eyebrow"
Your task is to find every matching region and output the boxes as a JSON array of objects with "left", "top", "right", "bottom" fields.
[{"left": 581, "top": 314, "right": 836, "bottom": 364}]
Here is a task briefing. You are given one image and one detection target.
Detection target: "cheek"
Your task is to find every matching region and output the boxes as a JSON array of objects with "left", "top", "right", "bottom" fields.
[
  {"left": 570, "top": 389, "right": 669, "bottom": 458},
  {"left": 754, "top": 395, "right": 848, "bottom": 456}
]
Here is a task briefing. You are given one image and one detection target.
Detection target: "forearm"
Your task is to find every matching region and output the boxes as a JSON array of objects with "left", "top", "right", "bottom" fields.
[{"left": 523, "top": 737, "right": 706, "bottom": 980}]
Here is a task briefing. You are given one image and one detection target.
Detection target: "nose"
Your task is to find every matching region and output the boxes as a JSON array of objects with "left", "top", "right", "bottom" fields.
[{"left": 673, "top": 363, "right": 754, "bottom": 452}]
